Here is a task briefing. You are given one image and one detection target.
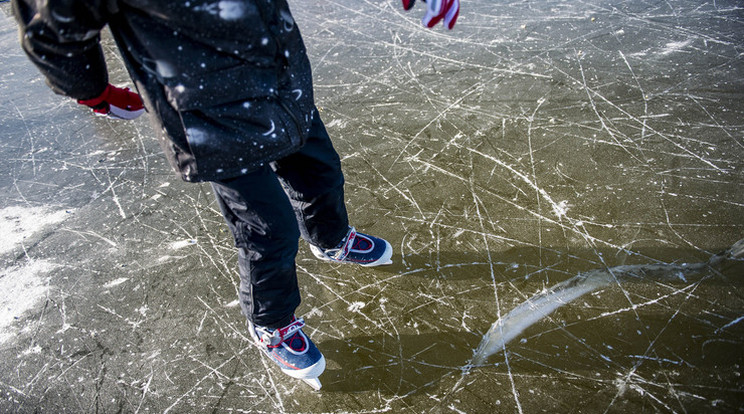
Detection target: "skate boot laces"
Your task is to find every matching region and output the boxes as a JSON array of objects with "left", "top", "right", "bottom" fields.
[
  {"left": 254, "top": 317, "right": 306, "bottom": 349},
  {"left": 249, "top": 316, "right": 325, "bottom": 388},
  {"left": 331, "top": 227, "right": 358, "bottom": 261},
  {"left": 310, "top": 226, "right": 393, "bottom": 267}
]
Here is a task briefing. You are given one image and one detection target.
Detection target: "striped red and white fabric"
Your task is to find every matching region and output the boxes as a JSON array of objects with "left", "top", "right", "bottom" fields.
[{"left": 402, "top": 0, "right": 460, "bottom": 30}]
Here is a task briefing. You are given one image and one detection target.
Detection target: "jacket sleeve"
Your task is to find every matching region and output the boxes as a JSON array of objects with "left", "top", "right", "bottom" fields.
[{"left": 12, "top": 0, "right": 115, "bottom": 100}]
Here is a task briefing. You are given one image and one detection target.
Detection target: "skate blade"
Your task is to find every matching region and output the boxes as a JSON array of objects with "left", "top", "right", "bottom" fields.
[
  {"left": 302, "top": 377, "right": 322, "bottom": 391},
  {"left": 363, "top": 259, "right": 393, "bottom": 267}
]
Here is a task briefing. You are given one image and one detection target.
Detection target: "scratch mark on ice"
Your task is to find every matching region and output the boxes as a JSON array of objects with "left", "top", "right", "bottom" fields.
[
  {"left": 472, "top": 238, "right": 744, "bottom": 365},
  {"left": 170, "top": 239, "right": 197, "bottom": 249},
  {"left": 103, "top": 277, "right": 129, "bottom": 289}
]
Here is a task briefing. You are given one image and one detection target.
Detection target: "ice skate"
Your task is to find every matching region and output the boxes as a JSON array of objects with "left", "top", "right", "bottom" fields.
[
  {"left": 310, "top": 227, "right": 393, "bottom": 267},
  {"left": 248, "top": 316, "right": 325, "bottom": 390}
]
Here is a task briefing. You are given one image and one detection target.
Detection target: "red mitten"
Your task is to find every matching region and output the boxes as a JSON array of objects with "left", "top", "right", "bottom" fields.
[
  {"left": 402, "top": 0, "right": 416, "bottom": 10},
  {"left": 402, "top": 0, "right": 459, "bottom": 30},
  {"left": 78, "top": 84, "right": 145, "bottom": 120}
]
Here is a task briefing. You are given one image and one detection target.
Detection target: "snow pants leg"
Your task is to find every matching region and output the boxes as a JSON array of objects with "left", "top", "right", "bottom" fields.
[{"left": 210, "top": 111, "right": 349, "bottom": 329}]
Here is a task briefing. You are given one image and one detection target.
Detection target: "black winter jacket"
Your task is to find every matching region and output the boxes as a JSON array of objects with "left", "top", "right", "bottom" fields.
[{"left": 13, "top": 0, "right": 316, "bottom": 182}]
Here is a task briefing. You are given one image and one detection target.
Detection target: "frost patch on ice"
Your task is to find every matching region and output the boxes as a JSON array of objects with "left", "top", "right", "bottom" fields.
[
  {"left": 326, "top": 118, "right": 348, "bottom": 129},
  {"left": 22, "top": 344, "right": 43, "bottom": 355},
  {"left": 552, "top": 200, "right": 572, "bottom": 217},
  {"left": 347, "top": 301, "right": 366, "bottom": 312},
  {"left": 0, "top": 260, "right": 57, "bottom": 344},
  {"left": 305, "top": 307, "right": 324, "bottom": 318},
  {"left": 0, "top": 206, "right": 70, "bottom": 255},
  {"left": 660, "top": 39, "right": 694, "bottom": 55}
]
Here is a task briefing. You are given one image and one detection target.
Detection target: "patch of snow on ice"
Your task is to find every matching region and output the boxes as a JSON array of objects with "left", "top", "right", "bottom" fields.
[
  {"left": 0, "top": 205, "right": 70, "bottom": 255},
  {"left": 0, "top": 260, "right": 57, "bottom": 343},
  {"left": 660, "top": 39, "right": 693, "bottom": 55}
]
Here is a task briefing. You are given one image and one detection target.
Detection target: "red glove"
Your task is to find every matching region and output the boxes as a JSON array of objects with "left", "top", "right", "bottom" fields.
[
  {"left": 77, "top": 84, "right": 145, "bottom": 120},
  {"left": 402, "top": 0, "right": 459, "bottom": 30}
]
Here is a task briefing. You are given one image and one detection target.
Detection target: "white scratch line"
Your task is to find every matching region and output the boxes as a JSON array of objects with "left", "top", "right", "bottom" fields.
[
  {"left": 103, "top": 278, "right": 129, "bottom": 289},
  {"left": 170, "top": 239, "right": 197, "bottom": 249},
  {"left": 716, "top": 315, "right": 744, "bottom": 334}
]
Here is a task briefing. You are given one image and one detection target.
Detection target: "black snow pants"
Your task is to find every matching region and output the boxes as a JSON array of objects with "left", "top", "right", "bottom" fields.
[{"left": 211, "top": 110, "right": 349, "bottom": 329}]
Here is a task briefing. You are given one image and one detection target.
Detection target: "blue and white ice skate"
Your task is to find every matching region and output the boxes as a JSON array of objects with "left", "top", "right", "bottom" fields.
[
  {"left": 248, "top": 316, "right": 325, "bottom": 390},
  {"left": 310, "top": 227, "right": 393, "bottom": 267}
]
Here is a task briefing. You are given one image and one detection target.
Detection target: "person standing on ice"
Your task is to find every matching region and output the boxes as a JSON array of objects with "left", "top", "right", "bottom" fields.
[{"left": 11, "top": 0, "right": 459, "bottom": 389}]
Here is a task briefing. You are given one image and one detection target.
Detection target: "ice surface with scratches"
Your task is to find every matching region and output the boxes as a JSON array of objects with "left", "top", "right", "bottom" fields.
[
  {"left": 472, "top": 239, "right": 744, "bottom": 366},
  {"left": 0, "top": 0, "right": 743, "bottom": 413}
]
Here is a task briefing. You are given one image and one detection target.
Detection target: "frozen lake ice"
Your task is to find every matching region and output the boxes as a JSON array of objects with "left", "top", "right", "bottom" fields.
[{"left": 1, "top": 0, "right": 743, "bottom": 412}]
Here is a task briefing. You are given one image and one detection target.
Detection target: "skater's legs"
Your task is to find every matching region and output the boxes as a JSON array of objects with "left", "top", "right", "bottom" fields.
[
  {"left": 211, "top": 167, "right": 301, "bottom": 329},
  {"left": 272, "top": 109, "right": 349, "bottom": 250}
]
